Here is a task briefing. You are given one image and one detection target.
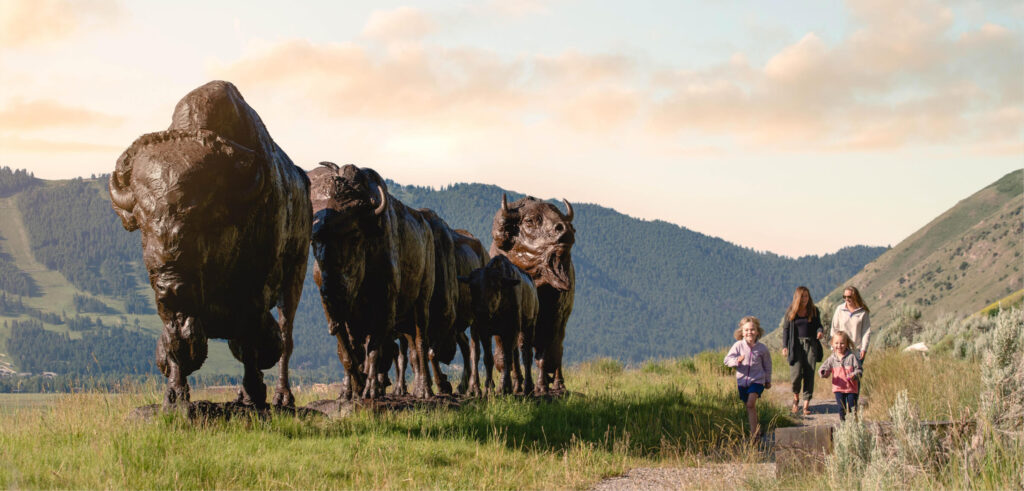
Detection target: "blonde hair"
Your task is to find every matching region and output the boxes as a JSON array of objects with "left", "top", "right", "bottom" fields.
[
  {"left": 843, "top": 286, "right": 870, "bottom": 313},
  {"left": 831, "top": 330, "right": 856, "bottom": 351},
  {"left": 734, "top": 315, "right": 764, "bottom": 341}
]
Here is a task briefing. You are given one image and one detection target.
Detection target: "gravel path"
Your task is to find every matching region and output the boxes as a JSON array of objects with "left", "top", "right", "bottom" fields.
[{"left": 591, "top": 464, "right": 776, "bottom": 491}]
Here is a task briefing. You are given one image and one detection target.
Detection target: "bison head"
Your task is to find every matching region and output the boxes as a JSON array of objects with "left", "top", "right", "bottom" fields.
[
  {"left": 110, "top": 129, "right": 263, "bottom": 333},
  {"left": 459, "top": 255, "right": 522, "bottom": 319},
  {"left": 308, "top": 162, "right": 389, "bottom": 315},
  {"left": 491, "top": 195, "right": 575, "bottom": 290}
]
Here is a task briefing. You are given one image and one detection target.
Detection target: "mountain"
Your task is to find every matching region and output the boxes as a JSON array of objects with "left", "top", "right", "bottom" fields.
[
  {"left": 817, "top": 169, "right": 1023, "bottom": 333},
  {"left": 0, "top": 166, "right": 885, "bottom": 377}
]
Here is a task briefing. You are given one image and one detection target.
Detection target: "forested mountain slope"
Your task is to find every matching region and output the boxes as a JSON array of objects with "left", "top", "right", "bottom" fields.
[{"left": 0, "top": 167, "right": 885, "bottom": 375}]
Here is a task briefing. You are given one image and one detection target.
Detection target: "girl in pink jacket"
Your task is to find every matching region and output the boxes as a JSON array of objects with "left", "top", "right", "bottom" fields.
[
  {"left": 818, "top": 331, "right": 862, "bottom": 422},
  {"left": 724, "top": 316, "right": 772, "bottom": 439}
]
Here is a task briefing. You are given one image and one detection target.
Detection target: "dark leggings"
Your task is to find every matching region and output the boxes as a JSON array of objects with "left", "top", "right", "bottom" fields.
[
  {"left": 835, "top": 392, "right": 859, "bottom": 421},
  {"left": 790, "top": 338, "right": 816, "bottom": 402}
]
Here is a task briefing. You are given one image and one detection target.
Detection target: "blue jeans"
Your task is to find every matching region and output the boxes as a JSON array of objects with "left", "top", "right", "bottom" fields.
[{"left": 835, "top": 392, "right": 859, "bottom": 421}]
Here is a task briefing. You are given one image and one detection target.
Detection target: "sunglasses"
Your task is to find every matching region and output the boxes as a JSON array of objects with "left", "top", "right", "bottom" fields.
[{"left": 843, "top": 295, "right": 853, "bottom": 299}]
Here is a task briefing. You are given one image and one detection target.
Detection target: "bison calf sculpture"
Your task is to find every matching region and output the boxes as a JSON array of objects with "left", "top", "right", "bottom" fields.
[
  {"left": 459, "top": 255, "right": 538, "bottom": 396},
  {"left": 491, "top": 195, "right": 575, "bottom": 393},
  {"left": 109, "top": 81, "right": 311, "bottom": 408}
]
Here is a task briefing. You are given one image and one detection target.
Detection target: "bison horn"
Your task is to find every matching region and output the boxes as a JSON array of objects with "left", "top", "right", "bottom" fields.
[
  {"left": 501, "top": 194, "right": 510, "bottom": 214},
  {"left": 373, "top": 184, "right": 388, "bottom": 216},
  {"left": 562, "top": 199, "right": 574, "bottom": 222},
  {"left": 319, "top": 161, "right": 340, "bottom": 172},
  {"left": 109, "top": 150, "right": 139, "bottom": 231}
]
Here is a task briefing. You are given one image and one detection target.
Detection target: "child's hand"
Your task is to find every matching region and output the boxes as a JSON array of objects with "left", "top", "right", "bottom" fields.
[
  {"left": 765, "top": 382, "right": 772, "bottom": 389},
  {"left": 782, "top": 348, "right": 788, "bottom": 357},
  {"left": 736, "top": 354, "right": 744, "bottom": 363}
]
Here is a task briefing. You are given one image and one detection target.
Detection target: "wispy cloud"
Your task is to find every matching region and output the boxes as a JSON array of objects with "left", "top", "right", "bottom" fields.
[
  {"left": 362, "top": 7, "right": 435, "bottom": 42},
  {"left": 213, "top": 1, "right": 1021, "bottom": 153},
  {"left": 0, "top": 0, "right": 121, "bottom": 48},
  {"left": 0, "top": 99, "right": 123, "bottom": 130},
  {"left": 0, "top": 135, "right": 121, "bottom": 153}
]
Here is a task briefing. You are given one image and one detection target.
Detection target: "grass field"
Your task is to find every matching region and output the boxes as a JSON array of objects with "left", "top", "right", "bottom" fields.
[
  {"left": 0, "top": 353, "right": 792, "bottom": 489},
  {"left": 2, "top": 346, "right": 1019, "bottom": 489}
]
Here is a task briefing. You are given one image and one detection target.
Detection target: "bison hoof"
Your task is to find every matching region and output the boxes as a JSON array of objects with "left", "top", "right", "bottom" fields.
[
  {"left": 163, "top": 385, "right": 190, "bottom": 408},
  {"left": 412, "top": 383, "right": 433, "bottom": 399},
  {"left": 523, "top": 382, "right": 535, "bottom": 395},
  {"left": 272, "top": 390, "right": 295, "bottom": 408},
  {"left": 438, "top": 380, "right": 453, "bottom": 395}
]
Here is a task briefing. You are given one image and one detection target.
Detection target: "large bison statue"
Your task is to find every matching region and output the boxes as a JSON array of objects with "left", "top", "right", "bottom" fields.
[
  {"left": 308, "top": 162, "right": 435, "bottom": 399},
  {"left": 490, "top": 195, "right": 575, "bottom": 393},
  {"left": 109, "top": 80, "right": 311, "bottom": 408}
]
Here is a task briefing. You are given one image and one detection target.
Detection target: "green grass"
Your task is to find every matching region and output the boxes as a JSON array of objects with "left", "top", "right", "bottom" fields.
[
  {"left": 977, "top": 289, "right": 1024, "bottom": 317},
  {"left": 0, "top": 393, "right": 64, "bottom": 411},
  {"left": 0, "top": 355, "right": 792, "bottom": 489}
]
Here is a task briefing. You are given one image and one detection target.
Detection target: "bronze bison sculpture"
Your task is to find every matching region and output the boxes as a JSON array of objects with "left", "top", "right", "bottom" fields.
[
  {"left": 109, "top": 80, "right": 311, "bottom": 408},
  {"left": 308, "top": 162, "right": 436, "bottom": 399},
  {"left": 491, "top": 195, "right": 575, "bottom": 393}
]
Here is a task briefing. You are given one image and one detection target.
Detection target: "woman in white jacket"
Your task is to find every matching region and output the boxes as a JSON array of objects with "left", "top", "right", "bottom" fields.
[{"left": 831, "top": 286, "right": 871, "bottom": 363}]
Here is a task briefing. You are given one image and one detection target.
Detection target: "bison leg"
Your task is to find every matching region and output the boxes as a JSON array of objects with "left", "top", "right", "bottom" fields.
[
  {"left": 157, "top": 333, "right": 190, "bottom": 407},
  {"left": 157, "top": 315, "right": 206, "bottom": 408},
  {"left": 272, "top": 257, "right": 305, "bottom": 408},
  {"left": 482, "top": 334, "right": 495, "bottom": 396},
  {"left": 411, "top": 315, "right": 434, "bottom": 400},
  {"left": 394, "top": 336, "right": 409, "bottom": 396},
  {"left": 455, "top": 330, "right": 471, "bottom": 395},
  {"left": 550, "top": 346, "right": 566, "bottom": 392},
  {"left": 465, "top": 328, "right": 483, "bottom": 397},
  {"left": 335, "top": 330, "right": 365, "bottom": 400},
  {"left": 430, "top": 348, "right": 453, "bottom": 395},
  {"left": 499, "top": 333, "right": 516, "bottom": 395},
  {"left": 534, "top": 346, "right": 549, "bottom": 395},
  {"left": 520, "top": 329, "right": 535, "bottom": 396},
  {"left": 228, "top": 337, "right": 268, "bottom": 408}
]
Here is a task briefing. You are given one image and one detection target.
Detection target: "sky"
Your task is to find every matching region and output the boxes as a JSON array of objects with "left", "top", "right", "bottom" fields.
[{"left": 1, "top": 0, "right": 1021, "bottom": 257}]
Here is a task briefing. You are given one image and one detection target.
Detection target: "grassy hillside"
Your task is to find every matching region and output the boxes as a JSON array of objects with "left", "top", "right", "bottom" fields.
[{"left": 819, "top": 169, "right": 1023, "bottom": 330}]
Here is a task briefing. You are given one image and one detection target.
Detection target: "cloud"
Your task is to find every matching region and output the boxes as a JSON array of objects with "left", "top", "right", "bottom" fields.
[
  {"left": 362, "top": 7, "right": 435, "bottom": 42},
  {"left": 0, "top": 0, "right": 121, "bottom": 48},
  {"left": 0, "top": 135, "right": 121, "bottom": 153},
  {"left": 216, "top": 39, "right": 528, "bottom": 127},
  {"left": 648, "top": 0, "right": 1023, "bottom": 150},
  {"left": 213, "top": 0, "right": 1022, "bottom": 153},
  {"left": 0, "top": 99, "right": 123, "bottom": 130},
  {"left": 486, "top": 0, "right": 553, "bottom": 17}
]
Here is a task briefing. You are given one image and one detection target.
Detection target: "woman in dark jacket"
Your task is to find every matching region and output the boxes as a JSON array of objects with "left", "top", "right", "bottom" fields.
[{"left": 781, "top": 286, "right": 824, "bottom": 415}]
